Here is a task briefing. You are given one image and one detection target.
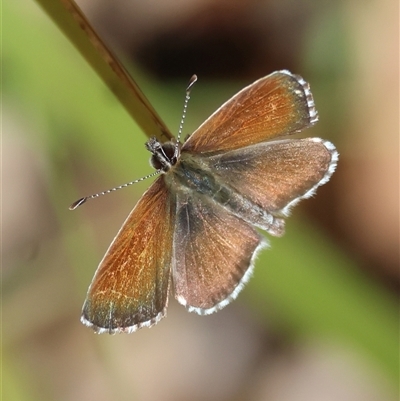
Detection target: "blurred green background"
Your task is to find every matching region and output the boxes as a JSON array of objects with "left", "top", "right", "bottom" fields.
[{"left": 3, "top": 1, "right": 399, "bottom": 401}]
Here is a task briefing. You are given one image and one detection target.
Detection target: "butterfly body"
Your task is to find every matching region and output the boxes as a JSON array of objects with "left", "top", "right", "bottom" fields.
[{"left": 80, "top": 70, "right": 338, "bottom": 334}]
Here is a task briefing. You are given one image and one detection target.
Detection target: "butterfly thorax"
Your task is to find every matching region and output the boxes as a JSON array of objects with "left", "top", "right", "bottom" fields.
[
  {"left": 171, "top": 153, "right": 222, "bottom": 198},
  {"left": 146, "top": 137, "right": 180, "bottom": 172}
]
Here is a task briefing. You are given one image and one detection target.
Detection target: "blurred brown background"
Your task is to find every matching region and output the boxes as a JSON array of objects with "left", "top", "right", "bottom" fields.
[{"left": 3, "top": 0, "right": 399, "bottom": 400}]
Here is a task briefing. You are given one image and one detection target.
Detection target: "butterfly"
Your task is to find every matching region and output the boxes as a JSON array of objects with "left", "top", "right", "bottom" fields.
[{"left": 73, "top": 70, "right": 338, "bottom": 334}]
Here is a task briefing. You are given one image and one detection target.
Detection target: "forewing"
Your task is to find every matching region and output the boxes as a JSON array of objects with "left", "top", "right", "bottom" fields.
[
  {"left": 81, "top": 177, "right": 175, "bottom": 334},
  {"left": 202, "top": 138, "right": 338, "bottom": 216},
  {"left": 173, "top": 192, "right": 265, "bottom": 314},
  {"left": 182, "top": 70, "right": 317, "bottom": 153}
]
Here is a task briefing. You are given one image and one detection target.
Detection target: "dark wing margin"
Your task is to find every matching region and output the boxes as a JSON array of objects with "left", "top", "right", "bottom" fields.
[
  {"left": 81, "top": 177, "right": 175, "bottom": 334},
  {"left": 182, "top": 70, "right": 318, "bottom": 154},
  {"left": 172, "top": 192, "right": 266, "bottom": 314}
]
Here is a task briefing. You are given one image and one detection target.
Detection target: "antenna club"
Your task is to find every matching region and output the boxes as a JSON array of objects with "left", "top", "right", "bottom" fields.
[
  {"left": 69, "top": 197, "right": 87, "bottom": 210},
  {"left": 187, "top": 75, "right": 198, "bottom": 93}
]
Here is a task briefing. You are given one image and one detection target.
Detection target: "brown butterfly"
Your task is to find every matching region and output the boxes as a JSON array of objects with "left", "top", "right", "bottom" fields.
[{"left": 72, "top": 70, "right": 338, "bottom": 334}]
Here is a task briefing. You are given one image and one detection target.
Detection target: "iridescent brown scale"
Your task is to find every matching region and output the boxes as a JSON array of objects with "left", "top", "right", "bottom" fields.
[
  {"left": 171, "top": 191, "right": 265, "bottom": 313},
  {"left": 182, "top": 71, "right": 318, "bottom": 153},
  {"left": 81, "top": 178, "right": 175, "bottom": 333},
  {"left": 200, "top": 137, "right": 335, "bottom": 217}
]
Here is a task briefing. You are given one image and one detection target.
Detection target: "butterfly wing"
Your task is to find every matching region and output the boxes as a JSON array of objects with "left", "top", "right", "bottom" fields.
[
  {"left": 182, "top": 70, "right": 317, "bottom": 154},
  {"left": 201, "top": 138, "right": 338, "bottom": 218},
  {"left": 81, "top": 177, "right": 176, "bottom": 334},
  {"left": 172, "top": 191, "right": 265, "bottom": 314}
]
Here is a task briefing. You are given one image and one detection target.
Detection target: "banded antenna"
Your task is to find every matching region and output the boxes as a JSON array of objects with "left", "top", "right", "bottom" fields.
[
  {"left": 69, "top": 170, "right": 161, "bottom": 210},
  {"left": 175, "top": 74, "right": 197, "bottom": 157},
  {"left": 70, "top": 74, "right": 198, "bottom": 211}
]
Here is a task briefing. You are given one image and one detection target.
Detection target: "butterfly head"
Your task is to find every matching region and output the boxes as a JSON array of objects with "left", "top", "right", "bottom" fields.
[{"left": 146, "top": 137, "right": 181, "bottom": 173}]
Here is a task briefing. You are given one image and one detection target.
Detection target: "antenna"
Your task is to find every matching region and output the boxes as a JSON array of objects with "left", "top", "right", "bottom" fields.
[
  {"left": 69, "top": 170, "right": 161, "bottom": 210},
  {"left": 70, "top": 74, "right": 198, "bottom": 211},
  {"left": 175, "top": 74, "right": 197, "bottom": 156}
]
